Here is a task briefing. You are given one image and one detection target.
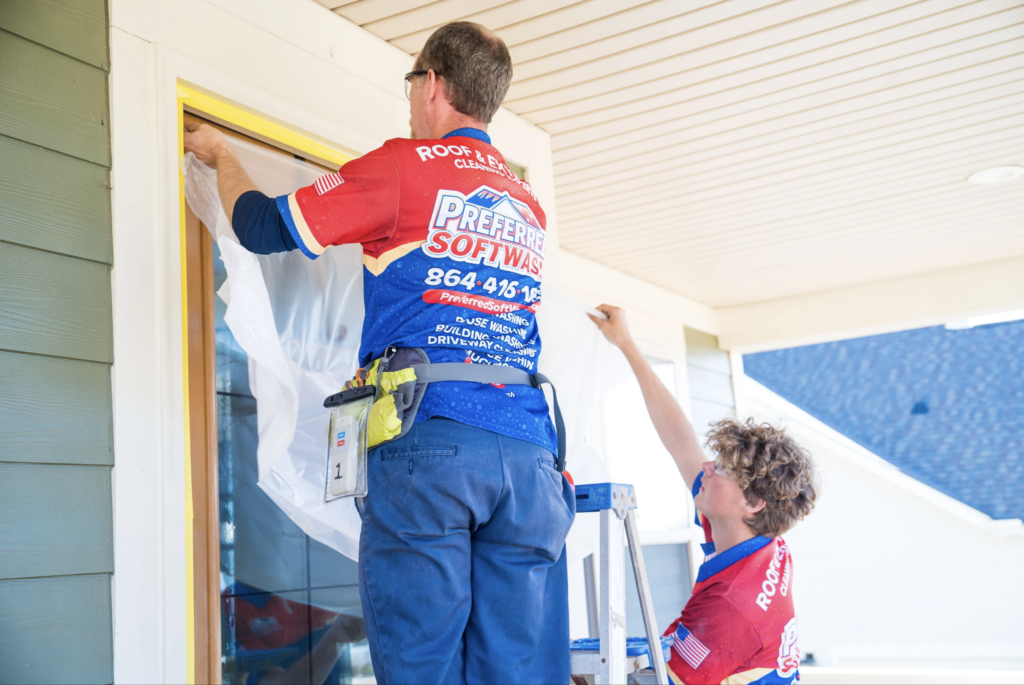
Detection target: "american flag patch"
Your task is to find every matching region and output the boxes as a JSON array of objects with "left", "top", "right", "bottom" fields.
[
  {"left": 673, "top": 626, "right": 710, "bottom": 669},
  {"left": 314, "top": 172, "right": 344, "bottom": 195}
]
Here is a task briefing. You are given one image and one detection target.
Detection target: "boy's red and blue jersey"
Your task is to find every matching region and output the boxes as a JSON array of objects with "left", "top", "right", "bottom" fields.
[
  {"left": 663, "top": 472, "right": 801, "bottom": 684},
  {"left": 275, "top": 129, "right": 556, "bottom": 454}
]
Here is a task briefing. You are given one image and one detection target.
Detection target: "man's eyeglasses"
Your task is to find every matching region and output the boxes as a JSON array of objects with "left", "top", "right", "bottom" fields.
[{"left": 404, "top": 69, "right": 441, "bottom": 100}]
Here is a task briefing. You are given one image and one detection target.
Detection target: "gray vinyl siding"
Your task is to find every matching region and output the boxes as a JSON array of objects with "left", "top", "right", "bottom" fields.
[
  {"left": 0, "top": 3, "right": 114, "bottom": 683},
  {"left": 685, "top": 327, "right": 736, "bottom": 450},
  {"left": 0, "top": 575, "right": 113, "bottom": 683},
  {"left": 0, "top": 28, "right": 110, "bottom": 165},
  {"left": 0, "top": 134, "right": 113, "bottom": 262}
]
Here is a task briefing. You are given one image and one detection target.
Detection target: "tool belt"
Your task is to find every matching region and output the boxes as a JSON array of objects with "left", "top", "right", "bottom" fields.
[{"left": 324, "top": 346, "right": 567, "bottom": 471}]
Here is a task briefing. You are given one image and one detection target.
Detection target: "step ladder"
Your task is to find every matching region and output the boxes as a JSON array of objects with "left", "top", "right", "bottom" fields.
[{"left": 571, "top": 483, "right": 669, "bottom": 685}]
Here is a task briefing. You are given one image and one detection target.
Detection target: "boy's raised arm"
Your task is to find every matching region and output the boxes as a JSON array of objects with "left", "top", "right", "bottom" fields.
[{"left": 589, "top": 305, "right": 706, "bottom": 490}]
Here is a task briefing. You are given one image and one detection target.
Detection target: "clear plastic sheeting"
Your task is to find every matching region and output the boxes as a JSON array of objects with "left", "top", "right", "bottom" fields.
[
  {"left": 537, "top": 290, "right": 632, "bottom": 568},
  {"left": 185, "top": 137, "right": 364, "bottom": 560},
  {"left": 184, "top": 137, "right": 630, "bottom": 563}
]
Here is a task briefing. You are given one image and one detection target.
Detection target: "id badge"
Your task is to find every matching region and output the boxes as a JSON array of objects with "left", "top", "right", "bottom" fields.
[{"left": 324, "top": 386, "right": 374, "bottom": 502}]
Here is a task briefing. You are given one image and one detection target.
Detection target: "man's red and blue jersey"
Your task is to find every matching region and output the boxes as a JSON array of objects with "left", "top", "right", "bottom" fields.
[
  {"left": 663, "top": 472, "right": 801, "bottom": 684},
  {"left": 275, "top": 129, "right": 556, "bottom": 453}
]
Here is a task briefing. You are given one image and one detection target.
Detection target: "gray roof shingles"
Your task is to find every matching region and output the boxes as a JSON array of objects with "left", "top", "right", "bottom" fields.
[{"left": 743, "top": 321, "right": 1024, "bottom": 520}]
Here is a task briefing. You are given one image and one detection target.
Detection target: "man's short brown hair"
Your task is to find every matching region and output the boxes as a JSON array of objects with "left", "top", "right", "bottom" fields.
[
  {"left": 416, "top": 22, "right": 512, "bottom": 124},
  {"left": 707, "top": 418, "right": 816, "bottom": 538}
]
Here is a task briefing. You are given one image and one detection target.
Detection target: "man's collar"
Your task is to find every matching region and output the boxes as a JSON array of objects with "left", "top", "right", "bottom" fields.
[
  {"left": 696, "top": 535, "right": 772, "bottom": 583},
  {"left": 443, "top": 127, "right": 491, "bottom": 144}
]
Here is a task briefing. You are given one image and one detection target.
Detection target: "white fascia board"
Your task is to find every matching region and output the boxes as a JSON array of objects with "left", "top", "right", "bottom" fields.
[
  {"left": 113, "top": 0, "right": 412, "bottom": 102},
  {"left": 202, "top": 0, "right": 541, "bottom": 153},
  {"left": 558, "top": 249, "right": 718, "bottom": 348},
  {"left": 113, "top": 0, "right": 544, "bottom": 170},
  {"left": 743, "top": 378, "right": 1024, "bottom": 537},
  {"left": 716, "top": 254, "right": 1024, "bottom": 353},
  {"left": 828, "top": 644, "right": 1024, "bottom": 661},
  {"left": 799, "top": 665, "right": 1024, "bottom": 685},
  {"left": 111, "top": 0, "right": 404, "bottom": 153}
]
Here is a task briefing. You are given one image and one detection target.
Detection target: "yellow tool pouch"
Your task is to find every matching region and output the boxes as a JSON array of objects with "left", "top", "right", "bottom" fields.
[
  {"left": 322, "top": 349, "right": 422, "bottom": 502},
  {"left": 323, "top": 346, "right": 567, "bottom": 502},
  {"left": 337, "top": 348, "right": 425, "bottom": 449},
  {"left": 367, "top": 393, "right": 403, "bottom": 447}
]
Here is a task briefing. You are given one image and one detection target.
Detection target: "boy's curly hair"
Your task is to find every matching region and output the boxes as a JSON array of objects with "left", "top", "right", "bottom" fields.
[{"left": 707, "top": 418, "right": 816, "bottom": 538}]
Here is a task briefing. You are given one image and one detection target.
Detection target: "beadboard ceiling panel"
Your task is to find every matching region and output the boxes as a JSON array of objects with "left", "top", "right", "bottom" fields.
[{"left": 314, "top": 0, "right": 1024, "bottom": 307}]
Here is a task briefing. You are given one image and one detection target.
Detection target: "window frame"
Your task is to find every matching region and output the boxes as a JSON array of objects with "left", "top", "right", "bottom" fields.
[{"left": 177, "top": 88, "right": 352, "bottom": 683}]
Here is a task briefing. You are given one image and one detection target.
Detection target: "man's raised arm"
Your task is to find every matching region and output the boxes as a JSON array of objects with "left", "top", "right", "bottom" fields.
[
  {"left": 589, "top": 304, "right": 706, "bottom": 489},
  {"left": 183, "top": 121, "right": 298, "bottom": 254}
]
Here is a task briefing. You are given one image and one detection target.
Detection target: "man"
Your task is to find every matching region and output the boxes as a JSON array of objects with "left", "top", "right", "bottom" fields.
[
  {"left": 184, "top": 23, "right": 574, "bottom": 685},
  {"left": 589, "top": 305, "right": 816, "bottom": 685}
]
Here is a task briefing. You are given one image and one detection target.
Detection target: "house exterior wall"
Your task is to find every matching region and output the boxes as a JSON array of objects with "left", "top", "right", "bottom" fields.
[
  {"left": 0, "top": 1, "right": 114, "bottom": 683},
  {"left": 743, "top": 379, "right": 1024, "bottom": 672}
]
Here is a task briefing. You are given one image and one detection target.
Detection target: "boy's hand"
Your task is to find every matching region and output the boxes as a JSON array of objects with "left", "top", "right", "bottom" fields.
[
  {"left": 589, "top": 304, "right": 636, "bottom": 351},
  {"left": 184, "top": 121, "right": 231, "bottom": 167}
]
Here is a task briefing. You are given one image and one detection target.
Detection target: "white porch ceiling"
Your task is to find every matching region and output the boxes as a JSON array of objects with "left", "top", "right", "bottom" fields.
[{"left": 316, "top": 0, "right": 1024, "bottom": 308}]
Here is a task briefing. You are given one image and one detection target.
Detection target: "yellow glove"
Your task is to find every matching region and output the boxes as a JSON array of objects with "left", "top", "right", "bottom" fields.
[
  {"left": 367, "top": 393, "right": 404, "bottom": 448},
  {"left": 344, "top": 361, "right": 416, "bottom": 394},
  {"left": 346, "top": 359, "right": 419, "bottom": 448},
  {"left": 378, "top": 367, "right": 417, "bottom": 394}
]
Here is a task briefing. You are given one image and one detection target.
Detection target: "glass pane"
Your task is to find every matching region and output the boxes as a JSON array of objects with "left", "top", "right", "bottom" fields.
[
  {"left": 214, "top": 240, "right": 370, "bottom": 683},
  {"left": 310, "top": 587, "right": 374, "bottom": 684},
  {"left": 222, "top": 589, "right": 310, "bottom": 684},
  {"left": 218, "top": 391, "right": 309, "bottom": 595},
  {"left": 309, "top": 537, "right": 359, "bottom": 590}
]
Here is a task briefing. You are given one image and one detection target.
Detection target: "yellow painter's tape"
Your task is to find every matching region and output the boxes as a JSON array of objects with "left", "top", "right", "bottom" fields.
[{"left": 178, "top": 84, "right": 353, "bottom": 168}]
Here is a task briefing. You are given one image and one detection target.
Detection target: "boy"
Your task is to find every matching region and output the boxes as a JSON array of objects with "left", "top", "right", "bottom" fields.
[{"left": 590, "top": 305, "right": 816, "bottom": 685}]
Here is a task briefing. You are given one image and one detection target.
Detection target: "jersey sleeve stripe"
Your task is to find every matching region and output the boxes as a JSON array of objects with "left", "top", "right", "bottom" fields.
[
  {"left": 722, "top": 667, "right": 779, "bottom": 684},
  {"left": 276, "top": 193, "right": 326, "bottom": 259},
  {"left": 363, "top": 241, "right": 426, "bottom": 277}
]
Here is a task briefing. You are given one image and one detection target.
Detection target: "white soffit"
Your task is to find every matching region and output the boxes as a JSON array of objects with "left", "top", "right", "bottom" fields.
[{"left": 317, "top": 0, "right": 1024, "bottom": 308}]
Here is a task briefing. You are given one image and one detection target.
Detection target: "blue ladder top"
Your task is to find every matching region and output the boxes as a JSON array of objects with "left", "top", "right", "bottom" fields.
[{"left": 575, "top": 482, "right": 637, "bottom": 514}]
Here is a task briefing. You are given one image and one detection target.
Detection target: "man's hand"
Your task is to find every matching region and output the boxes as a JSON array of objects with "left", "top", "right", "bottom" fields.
[
  {"left": 184, "top": 121, "right": 231, "bottom": 168},
  {"left": 182, "top": 121, "right": 259, "bottom": 223},
  {"left": 589, "top": 304, "right": 636, "bottom": 352}
]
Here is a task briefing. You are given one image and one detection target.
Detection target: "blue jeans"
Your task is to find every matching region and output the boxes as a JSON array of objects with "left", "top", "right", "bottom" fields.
[{"left": 356, "top": 418, "right": 576, "bottom": 684}]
